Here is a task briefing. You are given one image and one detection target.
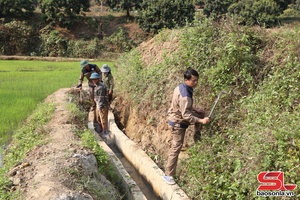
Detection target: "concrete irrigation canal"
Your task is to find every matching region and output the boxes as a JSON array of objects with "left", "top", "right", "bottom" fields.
[{"left": 88, "top": 110, "right": 190, "bottom": 200}]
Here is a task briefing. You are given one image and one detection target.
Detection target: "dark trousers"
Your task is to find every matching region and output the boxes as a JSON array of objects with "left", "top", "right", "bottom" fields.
[{"left": 89, "top": 86, "right": 95, "bottom": 108}]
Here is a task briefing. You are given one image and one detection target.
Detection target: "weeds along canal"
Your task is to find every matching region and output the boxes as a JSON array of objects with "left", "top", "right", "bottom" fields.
[{"left": 83, "top": 87, "right": 184, "bottom": 200}]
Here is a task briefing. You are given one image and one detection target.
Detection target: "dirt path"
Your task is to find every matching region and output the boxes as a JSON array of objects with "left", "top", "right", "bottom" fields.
[{"left": 9, "top": 88, "right": 118, "bottom": 199}]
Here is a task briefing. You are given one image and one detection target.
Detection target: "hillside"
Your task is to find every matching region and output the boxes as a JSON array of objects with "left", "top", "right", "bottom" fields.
[
  {"left": 0, "top": 3, "right": 150, "bottom": 59},
  {"left": 113, "top": 19, "right": 300, "bottom": 199}
]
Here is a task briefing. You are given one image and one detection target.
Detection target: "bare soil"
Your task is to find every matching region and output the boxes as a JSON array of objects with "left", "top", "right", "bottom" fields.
[
  {"left": 111, "top": 96, "right": 198, "bottom": 169},
  {"left": 8, "top": 88, "right": 119, "bottom": 199}
]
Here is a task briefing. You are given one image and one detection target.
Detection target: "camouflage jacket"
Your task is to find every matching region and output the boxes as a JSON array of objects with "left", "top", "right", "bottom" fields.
[
  {"left": 102, "top": 73, "right": 114, "bottom": 91},
  {"left": 94, "top": 82, "right": 109, "bottom": 109}
]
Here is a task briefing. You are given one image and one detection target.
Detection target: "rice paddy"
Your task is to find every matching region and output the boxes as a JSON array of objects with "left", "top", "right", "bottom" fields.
[{"left": 0, "top": 60, "right": 112, "bottom": 145}]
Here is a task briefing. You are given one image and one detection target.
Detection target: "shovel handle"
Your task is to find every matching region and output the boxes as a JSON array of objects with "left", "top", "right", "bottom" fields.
[{"left": 208, "top": 91, "right": 227, "bottom": 118}]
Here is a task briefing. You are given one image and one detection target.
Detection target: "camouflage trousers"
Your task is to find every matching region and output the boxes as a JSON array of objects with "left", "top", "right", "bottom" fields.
[{"left": 96, "top": 107, "right": 108, "bottom": 131}]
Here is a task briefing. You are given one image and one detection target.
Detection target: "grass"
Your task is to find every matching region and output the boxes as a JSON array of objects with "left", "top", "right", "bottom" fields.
[
  {"left": 0, "top": 61, "right": 116, "bottom": 200},
  {"left": 0, "top": 60, "right": 113, "bottom": 145},
  {"left": 0, "top": 90, "right": 120, "bottom": 199},
  {"left": 0, "top": 102, "right": 55, "bottom": 199}
]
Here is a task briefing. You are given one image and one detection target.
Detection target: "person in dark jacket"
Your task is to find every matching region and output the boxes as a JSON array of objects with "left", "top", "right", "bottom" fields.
[{"left": 76, "top": 60, "right": 101, "bottom": 111}]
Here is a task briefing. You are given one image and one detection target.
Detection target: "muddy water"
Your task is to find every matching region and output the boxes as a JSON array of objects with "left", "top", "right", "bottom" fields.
[{"left": 108, "top": 143, "right": 161, "bottom": 200}]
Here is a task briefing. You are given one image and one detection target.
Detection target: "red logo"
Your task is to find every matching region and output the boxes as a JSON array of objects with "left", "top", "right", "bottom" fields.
[{"left": 257, "top": 171, "right": 297, "bottom": 191}]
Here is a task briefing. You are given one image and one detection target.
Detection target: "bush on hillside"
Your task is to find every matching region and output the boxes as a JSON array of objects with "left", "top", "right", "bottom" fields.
[
  {"left": 203, "top": 0, "right": 234, "bottom": 20},
  {"left": 106, "top": 0, "right": 143, "bottom": 17},
  {"left": 39, "top": 0, "right": 90, "bottom": 28},
  {"left": 0, "top": 12, "right": 144, "bottom": 58},
  {"left": 296, "top": 0, "right": 300, "bottom": 10},
  {"left": 228, "top": 0, "right": 281, "bottom": 27},
  {"left": 103, "top": 27, "right": 135, "bottom": 53},
  {"left": 114, "top": 18, "right": 300, "bottom": 199},
  {"left": 136, "top": 0, "right": 195, "bottom": 33},
  {"left": 0, "top": 21, "right": 36, "bottom": 55},
  {"left": 0, "top": 0, "right": 35, "bottom": 18},
  {"left": 38, "top": 27, "right": 134, "bottom": 58}
]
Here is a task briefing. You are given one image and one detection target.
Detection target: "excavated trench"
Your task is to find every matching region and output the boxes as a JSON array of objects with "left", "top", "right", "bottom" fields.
[
  {"left": 93, "top": 122, "right": 160, "bottom": 200},
  {"left": 111, "top": 144, "right": 160, "bottom": 200},
  {"left": 87, "top": 107, "right": 190, "bottom": 200}
]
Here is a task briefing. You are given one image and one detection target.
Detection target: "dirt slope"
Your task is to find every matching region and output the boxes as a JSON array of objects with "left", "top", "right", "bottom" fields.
[{"left": 8, "top": 88, "right": 118, "bottom": 199}]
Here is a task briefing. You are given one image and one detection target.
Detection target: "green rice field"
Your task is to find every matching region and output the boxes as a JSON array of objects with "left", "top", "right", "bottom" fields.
[{"left": 0, "top": 60, "right": 113, "bottom": 145}]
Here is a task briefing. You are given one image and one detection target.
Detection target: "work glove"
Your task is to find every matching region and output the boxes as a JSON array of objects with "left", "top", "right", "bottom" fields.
[{"left": 76, "top": 84, "right": 82, "bottom": 88}]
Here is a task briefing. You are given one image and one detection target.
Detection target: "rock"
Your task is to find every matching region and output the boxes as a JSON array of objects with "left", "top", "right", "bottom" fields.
[{"left": 56, "top": 192, "right": 93, "bottom": 200}]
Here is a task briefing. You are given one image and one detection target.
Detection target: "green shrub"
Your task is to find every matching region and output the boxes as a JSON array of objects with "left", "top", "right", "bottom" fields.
[
  {"left": 39, "top": 0, "right": 90, "bottom": 28},
  {"left": 40, "top": 30, "right": 68, "bottom": 57},
  {"left": 228, "top": 0, "right": 281, "bottom": 27},
  {"left": 0, "top": 103, "right": 55, "bottom": 199},
  {"left": 137, "top": 0, "right": 195, "bottom": 33},
  {"left": 279, "top": 8, "right": 300, "bottom": 18},
  {"left": 0, "top": 0, "right": 35, "bottom": 18},
  {"left": 115, "top": 18, "right": 300, "bottom": 199},
  {"left": 178, "top": 22, "right": 300, "bottom": 199},
  {"left": 67, "top": 38, "right": 103, "bottom": 58},
  {"left": 0, "top": 21, "right": 35, "bottom": 55},
  {"left": 103, "top": 27, "right": 135, "bottom": 53},
  {"left": 81, "top": 130, "right": 109, "bottom": 168},
  {"left": 203, "top": 0, "right": 234, "bottom": 20}
]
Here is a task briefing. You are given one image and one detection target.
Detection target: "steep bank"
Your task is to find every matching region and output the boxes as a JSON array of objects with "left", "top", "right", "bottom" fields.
[{"left": 113, "top": 20, "right": 300, "bottom": 199}]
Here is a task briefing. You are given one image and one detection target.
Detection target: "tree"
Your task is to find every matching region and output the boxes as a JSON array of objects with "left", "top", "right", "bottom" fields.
[
  {"left": 0, "top": 0, "right": 35, "bottom": 18},
  {"left": 293, "top": 0, "right": 300, "bottom": 11},
  {"left": 106, "top": 0, "right": 143, "bottom": 17},
  {"left": 136, "top": 0, "right": 195, "bottom": 33},
  {"left": 228, "top": 0, "right": 280, "bottom": 27},
  {"left": 39, "top": 0, "right": 90, "bottom": 27},
  {"left": 202, "top": 0, "right": 234, "bottom": 20},
  {"left": 195, "top": 0, "right": 205, "bottom": 8},
  {"left": 274, "top": 0, "right": 294, "bottom": 12}
]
